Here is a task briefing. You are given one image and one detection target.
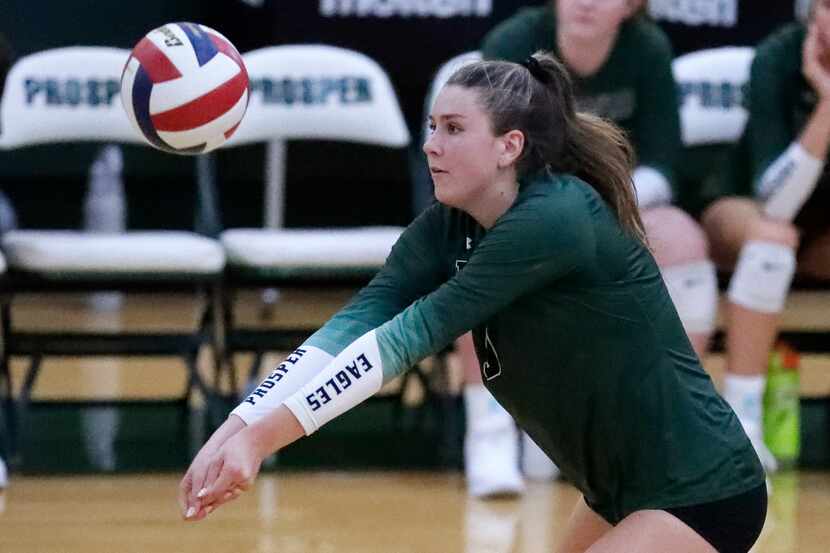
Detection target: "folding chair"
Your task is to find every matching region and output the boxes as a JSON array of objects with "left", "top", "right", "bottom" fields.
[
  {"left": 217, "top": 45, "right": 415, "bottom": 399},
  {"left": 0, "top": 47, "right": 226, "bottom": 455}
]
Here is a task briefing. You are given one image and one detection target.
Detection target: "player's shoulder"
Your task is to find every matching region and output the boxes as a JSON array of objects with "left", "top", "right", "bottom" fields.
[
  {"left": 752, "top": 22, "right": 804, "bottom": 79},
  {"left": 511, "top": 172, "right": 598, "bottom": 226},
  {"left": 481, "top": 6, "right": 552, "bottom": 60},
  {"left": 756, "top": 22, "right": 805, "bottom": 62},
  {"left": 495, "top": 5, "right": 550, "bottom": 30},
  {"left": 620, "top": 15, "right": 674, "bottom": 58}
]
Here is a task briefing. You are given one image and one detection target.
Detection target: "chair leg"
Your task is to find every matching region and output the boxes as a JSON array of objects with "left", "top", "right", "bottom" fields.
[
  {"left": 247, "top": 351, "right": 265, "bottom": 391},
  {"left": 209, "top": 282, "right": 237, "bottom": 395},
  {"left": 0, "top": 299, "right": 17, "bottom": 460}
]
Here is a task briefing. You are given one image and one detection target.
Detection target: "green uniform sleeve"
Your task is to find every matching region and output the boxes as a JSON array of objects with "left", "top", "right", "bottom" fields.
[
  {"left": 633, "top": 27, "right": 680, "bottom": 188},
  {"left": 747, "top": 32, "right": 799, "bottom": 185},
  {"left": 376, "top": 187, "right": 592, "bottom": 379},
  {"left": 305, "top": 204, "right": 448, "bottom": 356},
  {"left": 481, "top": 7, "right": 551, "bottom": 62}
]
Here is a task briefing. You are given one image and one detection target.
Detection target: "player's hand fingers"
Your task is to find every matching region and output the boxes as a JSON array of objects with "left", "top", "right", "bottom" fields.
[
  {"left": 190, "top": 456, "right": 222, "bottom": 510},
  {"left": 200, "top": 464, "right": 249, "bottom": 506},
  {"left": 198, "top": 465, "right": 239, "bottom": 505},
  {"left": 223, "top": 486, "right": 244, "bottom": 502},
  {"left": 178, "top": 471, "right": 193, "bottom": 517},
  {"left": 184, "top": 504, "right": 211, "bottom": 522},
  {"left": 206, "top": 486, "right": 245, "bottom": 512}
]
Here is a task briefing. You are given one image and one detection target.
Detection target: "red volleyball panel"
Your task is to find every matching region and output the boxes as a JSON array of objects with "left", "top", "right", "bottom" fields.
[
  {"left": 208, "top": 33, "right": 245, "bottom": 70},
  {"left": 224, "top": 121, "right": 241, "bottom": 139},
  {"left": 151, "top": 69, "right": 248, "bottom": 132},
  {"left": 132, "top": 37, "right": 182, "bottom": 83}
]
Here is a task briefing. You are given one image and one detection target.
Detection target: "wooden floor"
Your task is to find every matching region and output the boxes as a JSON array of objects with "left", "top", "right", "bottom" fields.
[
  {"left": 2, "top": 291, "right": 830, "bottom": 551},
  {"left": 0, "top": 471, "right": 828, "bottom": 552}
]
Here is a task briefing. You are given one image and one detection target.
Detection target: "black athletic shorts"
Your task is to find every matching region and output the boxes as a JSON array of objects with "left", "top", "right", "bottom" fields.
[{"left": 664, "top": 483, "right": 768, "bottom": 553}]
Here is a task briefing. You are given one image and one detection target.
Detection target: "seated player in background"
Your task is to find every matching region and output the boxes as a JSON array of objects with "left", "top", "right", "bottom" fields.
[{"left": 699, "top": 0, "right": 830, "bottom": 473}]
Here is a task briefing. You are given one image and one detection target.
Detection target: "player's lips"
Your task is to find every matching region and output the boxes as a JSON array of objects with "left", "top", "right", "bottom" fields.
[{"left": 430, "top": 166, "right": 447, "bottom": 174}]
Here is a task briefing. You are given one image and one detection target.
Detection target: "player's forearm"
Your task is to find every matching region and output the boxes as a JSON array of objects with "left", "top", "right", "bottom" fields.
[
  {"left": 284, "top": 330, "right": 385, "bottom": 435},
  {"left": 799, "top": 98, "right": 830, "bottom": 158},
  {"left": 231, "top": 345, "right": 334, "bottom": 426},
  {"left": 203, "top": 414, "right": 248, "bottom": 451},
  {"left": 243, "top": 405, "right": 306, "bottom": 459}
]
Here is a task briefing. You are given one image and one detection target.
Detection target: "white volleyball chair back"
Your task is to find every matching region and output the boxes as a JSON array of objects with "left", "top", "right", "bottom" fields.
[
  {"left": 0, "top": 47, "right": 225, "bottom": 445},
  {"left": 218, "top": 45, "right": 411, "bottom": 391},
  {"left": 670, "top": 46, "right": 754, "bottom": 214},
  {"left": 0, "top": 47, "right": 143, "bottom": 148},
  {"left": 672, "top": 46, "right": 755, "bottom": 148}
]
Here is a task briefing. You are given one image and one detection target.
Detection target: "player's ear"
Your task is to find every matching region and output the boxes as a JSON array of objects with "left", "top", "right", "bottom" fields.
[{"left": 498, "top": 129, "right": 525, "bottom": 169}]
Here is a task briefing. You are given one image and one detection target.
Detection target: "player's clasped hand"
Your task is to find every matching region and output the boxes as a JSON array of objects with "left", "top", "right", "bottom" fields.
[{"left": 178, "top": 427, "right": 265, "bottom": 521}]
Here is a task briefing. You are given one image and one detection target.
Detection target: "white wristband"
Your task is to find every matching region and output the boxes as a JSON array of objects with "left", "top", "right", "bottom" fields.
[
  {"left": 284, "top": 330, "right": 384, "bottom": 435},
  {"left": 758, "top": 142, "right": 824, "bottom": 221},
  {"left": 231, "top": 345, "right": 334, "bottom": 426},
  {"left": 632, "top": 166, "right": 672, "bottom": 208}
]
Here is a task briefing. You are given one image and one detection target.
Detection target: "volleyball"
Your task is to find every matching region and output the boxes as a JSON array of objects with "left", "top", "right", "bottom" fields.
[{"left": 120, "top": 22, "right": 249, "bottom": 154}]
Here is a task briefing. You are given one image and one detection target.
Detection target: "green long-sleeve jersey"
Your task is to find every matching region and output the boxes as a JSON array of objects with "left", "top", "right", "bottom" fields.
[
  {"left": 307, "top": 173, "right": 763, "bottom": 523},
  {"left": 480, "top": 7, "right": 681, "bottom": 192}
]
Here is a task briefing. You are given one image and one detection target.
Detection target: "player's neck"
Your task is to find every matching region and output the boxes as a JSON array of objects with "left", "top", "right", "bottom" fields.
[
  {"left": 465, "top": 177, "right": 519, "bottom": 230},
  {"left": 557, "top": 29, "right": 617, "bottom": 77}
]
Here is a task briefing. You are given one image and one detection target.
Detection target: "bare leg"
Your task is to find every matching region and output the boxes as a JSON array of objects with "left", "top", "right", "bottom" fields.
[
  {"left": 702, "top": 198, "right": 799, "bottom": 471},
  {"left": 459, "top": 332, "right": 482, "bottom": 384},
  {"left": 555, "top": 496, "right": 613, "bottom": 553},
  {"left": 585, "top": 510, "right": 716, "bottom": 553},
  {"left": 701, "top": 199, "right": 798, "bottom": 377},
  {"left": 796, "top": 227, "right": 830, "bottom": 280},
  {"left": 642, "top": 206, "right": 716, "bottom": 360}
]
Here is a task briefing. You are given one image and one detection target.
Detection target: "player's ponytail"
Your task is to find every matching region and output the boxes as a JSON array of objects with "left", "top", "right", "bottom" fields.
[{"left": 447, "top": 52, "right": 646, "bottom": 244}]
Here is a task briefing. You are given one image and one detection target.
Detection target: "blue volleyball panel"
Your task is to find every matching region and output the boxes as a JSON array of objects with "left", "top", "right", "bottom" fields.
[
  {"left": 132, "top": 66, "right": 179, "bottom": 154},
  {"left": 179, "top": 22, "right": 219, "bottom": 67}
]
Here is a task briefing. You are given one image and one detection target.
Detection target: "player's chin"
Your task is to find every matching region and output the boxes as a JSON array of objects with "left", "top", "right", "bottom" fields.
[{"left": 433, "top": 182, "right": 460, "bottom": 209}]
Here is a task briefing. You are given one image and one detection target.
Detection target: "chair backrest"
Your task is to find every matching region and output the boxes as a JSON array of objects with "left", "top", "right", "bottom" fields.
[
  {"left": 0, "top": 47, "right": 140, "bottom": 148},
  {"left": 672, "top": 46, "right": 755, "bottom": 147},
  {"left": 422, "top": 51, "right": 482, "bottom": 144},
  {"left": 227, "top": 45, "right": 410, "bottom": 147}
]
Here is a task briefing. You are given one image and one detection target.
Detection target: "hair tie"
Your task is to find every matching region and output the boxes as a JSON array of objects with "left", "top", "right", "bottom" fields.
[{"left": 521, "top": 56, "right": 551, "bottom": 84}]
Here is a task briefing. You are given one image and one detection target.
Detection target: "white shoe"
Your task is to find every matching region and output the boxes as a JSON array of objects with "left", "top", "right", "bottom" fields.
[
  {"left": 722, "top": 375, "right": 777, "bottom": 474},
  {"left": 465, "top": 426, "right": 524, "bottom": 498},
  {"left": 0, "top": 457, "right": 7, "bottom": 489},
  {"left": 521, "top": 432, "right": 560, "bottom": 481},
  {"left": 748, "top": 429, "right": 779, "bottom": 474},
  {"left": 464, "top": 385, "right": 524, "bottom": 498}
]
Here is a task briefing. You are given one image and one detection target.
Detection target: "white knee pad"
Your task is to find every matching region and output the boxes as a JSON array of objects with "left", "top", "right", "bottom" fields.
[
  {"left": 661, "top": 260, "right": 718, "bottom": 334},
  {"left": 727, "top": 240, "right": 796, "bottom": 314}
]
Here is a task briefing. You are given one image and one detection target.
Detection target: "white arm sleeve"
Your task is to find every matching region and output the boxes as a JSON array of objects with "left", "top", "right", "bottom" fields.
[
  {"left": 284, "top": 330, "right": 384, "bottom": 435},
  {"left": 758, "top": 142, "right": 824, "bottom": 222},
  {"left": 230, "top": 345, "right": 334, "bottom": 426},
  {"left": 632, "top": 166, "right": 673, "bottom": 208}
]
